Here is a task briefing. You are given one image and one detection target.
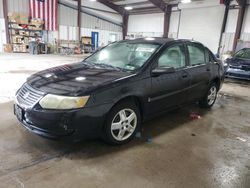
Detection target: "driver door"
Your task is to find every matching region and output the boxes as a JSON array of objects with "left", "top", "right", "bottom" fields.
[{"left": 148, "top": 43, "right": 191, "bottom": 114}]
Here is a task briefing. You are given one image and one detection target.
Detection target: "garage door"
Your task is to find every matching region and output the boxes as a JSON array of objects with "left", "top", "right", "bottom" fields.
[{"left": 178, "top": 5, "right": 225, "bottom": 53}]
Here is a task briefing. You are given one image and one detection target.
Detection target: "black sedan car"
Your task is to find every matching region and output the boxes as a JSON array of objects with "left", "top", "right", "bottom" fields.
[
  {"left": 225, "top": 48, "right": 250, "bottom": 80},
  {"left": 14, "top": 38, "right": 224, "bottom": 144}
]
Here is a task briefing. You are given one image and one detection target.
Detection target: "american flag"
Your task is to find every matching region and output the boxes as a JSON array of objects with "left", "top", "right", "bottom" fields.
[{"left": 29, "top": 0, "right": 58, "bottom": 31}]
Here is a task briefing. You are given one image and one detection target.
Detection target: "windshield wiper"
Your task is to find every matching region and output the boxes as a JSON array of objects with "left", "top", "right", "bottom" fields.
[
  {"left": 92, "top": 63, "right": 125, "bottom": 71},
  {"left": 82, "top": 61, "right": 127, "bottom": 71}
]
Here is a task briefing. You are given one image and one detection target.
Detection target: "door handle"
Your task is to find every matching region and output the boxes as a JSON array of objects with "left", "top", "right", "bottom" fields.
[
  {"left": 182, "top": 73, "right": 188, "bottom": 78},
  {"left": 206, "top": 68, "right": 211, "bottom": 71}
]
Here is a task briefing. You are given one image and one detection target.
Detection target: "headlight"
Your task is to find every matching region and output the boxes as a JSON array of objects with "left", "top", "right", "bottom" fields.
[{"left": 39, "top": 94, "right": 89, "bottom": 110}]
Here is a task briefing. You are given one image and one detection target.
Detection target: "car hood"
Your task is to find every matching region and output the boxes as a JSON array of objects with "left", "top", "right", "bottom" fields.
[
  {"left": 27, "top": 62, "right": 133, "bottom": 96},
  {"left": 227, "top": 57, "right": 250, "bottom": 66}
]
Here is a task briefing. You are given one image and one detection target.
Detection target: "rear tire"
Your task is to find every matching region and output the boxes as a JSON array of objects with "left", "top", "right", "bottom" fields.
[
  {"left": 199, "top": 83, "right": 218, "bottom": 108},
  {"left": 103, "top": 100, "right": 141, "bottom": 145}
]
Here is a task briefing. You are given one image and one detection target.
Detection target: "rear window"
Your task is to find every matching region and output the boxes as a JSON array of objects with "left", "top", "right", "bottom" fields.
[{"left": 187, "top": 44, "right": 205, "bottom": 65}]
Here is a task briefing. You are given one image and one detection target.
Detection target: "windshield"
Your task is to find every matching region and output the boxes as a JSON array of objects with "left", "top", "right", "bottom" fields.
[
  {"left": 234, "top": 48, "right": 250, "bottom": 60},
  {"left": 85, "top": 42, "right": 160, "bottom": 71}
]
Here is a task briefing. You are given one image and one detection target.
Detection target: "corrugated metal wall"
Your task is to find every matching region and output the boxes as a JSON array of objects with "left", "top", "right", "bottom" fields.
[
  {"left": 7, "top": 0, "right": 29, "bottom": 14},
  {"left": 58, "top": 4, "right": 122, "bottom": 32},
  {"left": 81, "top": 13, "right": 121, "bottom": 32},
  {"left": 0, "top": 0, "right": 3, "bottom": 18},
  {"left": 59, "top": 4, "right": 77, "bottom": 26},
  {"left": 58, "top": 3, "right": 122, "bottom": 46},
  {"left": 220, "top": 33, "right": 235, "bottom": 54},
  {"left": 0, "top": 0, "right": 5, "bottom": 52}
]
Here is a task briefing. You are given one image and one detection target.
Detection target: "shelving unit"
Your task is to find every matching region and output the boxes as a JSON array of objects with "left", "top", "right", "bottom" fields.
[{"left": 8, "top": 21, "right": 44, "bottom": 53}]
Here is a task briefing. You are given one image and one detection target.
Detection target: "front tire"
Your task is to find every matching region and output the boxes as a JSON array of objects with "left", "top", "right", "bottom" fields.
[
  {"left": 199, "top": 83, "right": 218, "bottom": 108},
  {"left": 103, "top": 100, "right": 140, "bottom": 145}
]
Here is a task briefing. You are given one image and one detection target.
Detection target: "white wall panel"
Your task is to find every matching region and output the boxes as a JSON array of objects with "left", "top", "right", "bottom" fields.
[
  {"left": 59, "top": 5, "right": 77, "bottom": 26},
  {"left": 169, "top": 11, "right": 180, "bottom": 38},
  {"left": 7, "top": 0, "right": 29, "bottom": 14},
  {"left": 128, "top": 13, "right": 164, "bottom": 34},
  {"left": 0, "top": 18, "right": 6, "bottom": 52},
  {"left": 178, "top": 0, "right": 221, "bottom": 9},
  {"left": 242, "top": 5, "right": 250, "bottom": 34},
  {"left": 225, "top": 9, "right": 238, "bottom": 33},
  {"left": 59, "top": 25, "right": 68, "bottom": 40},
  {"left": 81, "top": 12, "right": 121, "bottom": 32},
  {"left": 221, "top": 33, "right": 235, "bottom": 53},
  {"left": 178, "top": 5, "right": 225, "bottom": 53},
  {"left": 82, "top": 0, "right": 122, "bottom": 24},
  {"left": 62, "top": 0, "right": 122, "bottom": 24},
  {"left": 0, "top": 0, "right": 3, "bottom": 18}
]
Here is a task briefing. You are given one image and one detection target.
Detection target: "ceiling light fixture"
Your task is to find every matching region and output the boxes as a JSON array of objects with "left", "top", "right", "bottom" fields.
[{"left": 125, "top": 6, "right": 133, "bottom": 10}]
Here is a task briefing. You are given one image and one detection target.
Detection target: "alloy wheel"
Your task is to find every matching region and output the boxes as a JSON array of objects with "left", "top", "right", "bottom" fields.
[
  {"left": 207, "top": 86, "right": 217, "bottom": 105},
  {"left": 111, "top": 108, "right": 137, "bottom": 141}
]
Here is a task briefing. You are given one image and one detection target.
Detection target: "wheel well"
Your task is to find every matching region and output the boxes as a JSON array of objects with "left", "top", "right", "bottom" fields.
[
  {"left": 212, "top": 77, "right": 220, "bottom": 90},
  {"left": 112, "top": 96, "right": 144, "bottom": 120}
]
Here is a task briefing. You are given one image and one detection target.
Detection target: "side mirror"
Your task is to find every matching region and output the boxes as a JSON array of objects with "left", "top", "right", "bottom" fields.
[{"left": 152, "top": 67, "right": 175, "bottom": 77}]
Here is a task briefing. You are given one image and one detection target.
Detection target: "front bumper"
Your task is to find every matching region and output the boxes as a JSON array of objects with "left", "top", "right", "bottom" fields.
[
  {"left": 225, "top": 68, "right": 250, "bottom": 80},
  {"left": 14, "top": 103, "right": 112, "bottom": 142}
]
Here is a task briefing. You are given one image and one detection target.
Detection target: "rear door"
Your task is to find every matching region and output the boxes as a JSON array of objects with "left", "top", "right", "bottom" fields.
[
  {"left": 148, "top": 42, "right": 191, "bottom": 114},
  {"left": 185, "top": 42, "right": 211, "bottom": 101}
]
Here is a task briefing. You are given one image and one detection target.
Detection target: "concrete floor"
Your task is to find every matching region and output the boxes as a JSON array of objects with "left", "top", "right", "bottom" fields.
[{"left": 0, "top": 53, "right": 249, "bottom": 188}]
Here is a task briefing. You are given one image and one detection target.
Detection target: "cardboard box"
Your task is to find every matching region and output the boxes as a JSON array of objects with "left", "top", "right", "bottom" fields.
[
  {"left": 29, "top": 25, "right": 43, "bottom": 30},
  {"left": 19, "top": 13, "right": 29, "bottom": 24},
  {"left": 3, "top": 44, "right": 13, "bottom": 53},
  {"left": 8, "top": 12, "right": 29, "bottom": 24},
  {"left": 21, "top": 44, "right": 28, "bottom": 52},
  {"left": 81, "top": 37, "right": 92, "bottom": 45},
  {"left": 8, "top": 12, "right": 20, "bottom": 22},
  {"left": 12, "top": 44, "right": 19, "bottom": 52},
  {"left": 30, "top": 18, "right": 45, "bottom": 25}
]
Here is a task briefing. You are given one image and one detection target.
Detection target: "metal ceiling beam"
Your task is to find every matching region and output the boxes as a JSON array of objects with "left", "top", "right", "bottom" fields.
[
  {"left": 236, "top": 0, "right": 246, "bottom": 6},
  {"left": 129, "top": 7, "right": 162, "bottom": 15},
  {"left": 120, "top": 1, "right": 152, "bottom": 7},
  {"left": 233, "top": 0, "right": 246, "bottom": 51},
  {"left": 148, "top": 0, "right": 168, "bottom": 12},
  {"left": 163, "top": 5, "right": 172, "bottom": 38},
  {"left": 59, "top": 0, "right": 122, "bottom": 26},
  {"left": 148, "top": 0, "right": 172, "bottom": 38},
  {"left": 97, "top": 0, "right": 126, "bottom": 15},
  {"left": 97, "top": 0, "right": 129, "bottom": 39},
  {"left": 122, "top": 13, "right": 129, "bottom": 40},
  {"left": 218, "top": 0, "right": 230, "bottom": 54}
]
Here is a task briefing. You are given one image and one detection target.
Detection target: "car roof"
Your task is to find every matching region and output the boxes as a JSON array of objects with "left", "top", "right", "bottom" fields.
[{"left": 121, "top": 37, "right": 203, "bottom": 46}]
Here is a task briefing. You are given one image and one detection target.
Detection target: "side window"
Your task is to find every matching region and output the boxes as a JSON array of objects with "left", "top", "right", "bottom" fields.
[
  {"left": 205, "top": 49, "right": 210, "bottom": 63},
  {"left": 157, "top": 45, "right": 186, "bottom": 69},
  {"left": 205, "top": 48, "right": 216, "bottom": 63},
  {"left": 187, "top": 44, "right": 205, "bottom": 65}
]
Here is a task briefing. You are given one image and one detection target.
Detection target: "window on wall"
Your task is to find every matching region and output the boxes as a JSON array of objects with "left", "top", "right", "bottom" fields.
[
  {"left": 187, "top": 44, "right": 205, "bottom": 65},
  {"left": 157, "top": 45, "right": 186, "bottom": 69}
]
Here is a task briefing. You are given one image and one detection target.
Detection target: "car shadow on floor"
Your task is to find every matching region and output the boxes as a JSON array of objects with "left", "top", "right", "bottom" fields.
[
  {"left": 23, "top": 103, "right": 212, "bottom": 160},
  {"left": 2, "top": 96, "right": 226, "bottom": 163}
]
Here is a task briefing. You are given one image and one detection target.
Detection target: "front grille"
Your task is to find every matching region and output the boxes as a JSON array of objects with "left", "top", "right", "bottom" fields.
[
  {"left": 230, "top": 65, "right": 250, "bottom": 71},
  {"left": 16, "top": 83, "right": 44, "bottom": 108},
  {"left": 241, "top": 65, "right": 250, "bottom": 71}
]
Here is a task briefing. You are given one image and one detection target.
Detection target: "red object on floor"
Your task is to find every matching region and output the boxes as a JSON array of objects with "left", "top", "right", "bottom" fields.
[{"left": 190, "top": 112, "right": 202, "bottom": 120}]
